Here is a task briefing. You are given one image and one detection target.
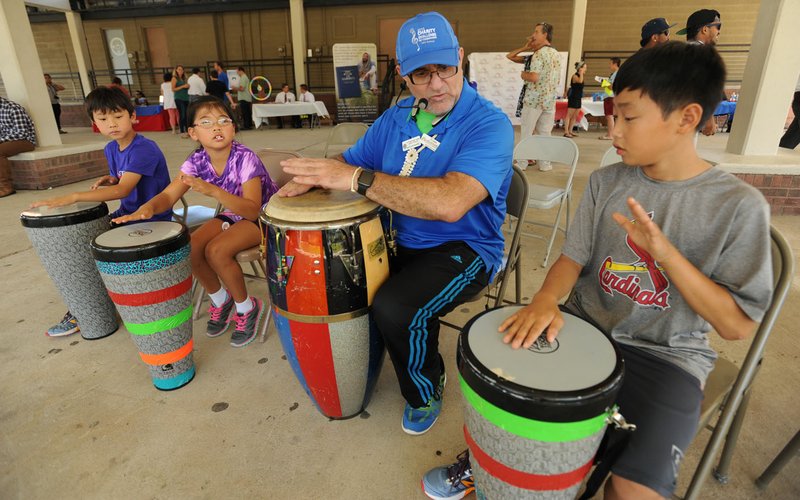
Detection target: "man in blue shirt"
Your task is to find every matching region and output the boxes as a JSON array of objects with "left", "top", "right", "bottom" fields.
[{"left": 279, "top": 11, "right": 513, "bottom": 435}]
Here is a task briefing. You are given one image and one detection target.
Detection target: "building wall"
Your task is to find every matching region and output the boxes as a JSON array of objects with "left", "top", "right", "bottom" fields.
[{"left": 25, "top": 1, "right": 761, "bottom": 84}]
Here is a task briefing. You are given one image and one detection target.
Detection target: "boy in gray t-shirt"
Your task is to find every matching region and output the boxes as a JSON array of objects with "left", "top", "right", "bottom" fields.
[{"left": 496, "top": 42, "right": 773, "bottom": 499}]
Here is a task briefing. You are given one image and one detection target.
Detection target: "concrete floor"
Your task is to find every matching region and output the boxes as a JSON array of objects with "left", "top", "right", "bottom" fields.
[{"left": 1, "top": 124, "right": 798, "bottom": 500}]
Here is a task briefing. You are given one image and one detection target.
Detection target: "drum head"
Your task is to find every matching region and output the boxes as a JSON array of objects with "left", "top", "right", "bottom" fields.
[
  {"left": 458, "top": 306, "right": 624, "bottom": 422},
  {"left": 20, "top": 202, "right": 108, "bottom": 228},
  {"left": 468, "top": 306, "right": 617, "bottom": 392},
  {"left": 262, "top": 188, "right": 379, "bottom": 224},
  {"left": 91, "top": 221, "right": 189, "bottom": 262}
]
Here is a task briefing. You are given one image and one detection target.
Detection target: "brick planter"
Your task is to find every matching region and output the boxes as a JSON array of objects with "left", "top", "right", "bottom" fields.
[
  {"left": 734, "top": 173, "right": 800, "bottom": 215},
  {"left": 10, "top": 147, "right": 107, "bottom": 190}
]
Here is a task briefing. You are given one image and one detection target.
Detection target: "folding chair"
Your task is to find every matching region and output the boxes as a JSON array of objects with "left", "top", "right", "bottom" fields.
[
  {"left": 678, "top": 225, "right": 794, "bottom": 499},
  {"left": 514, "top": 136, "right": 579, "bottom": 268},
  {"left": 172, "top": 196, "right": 219, "bottom": 231},
  {"left": 600, "top": 146, "right": 623, "bottom": 167},
  {"left": 441, "top": 165, "right": 529, "bottom": 330},
  {"left": 323, "top": 122, "right": 369, "bottom": 158}
]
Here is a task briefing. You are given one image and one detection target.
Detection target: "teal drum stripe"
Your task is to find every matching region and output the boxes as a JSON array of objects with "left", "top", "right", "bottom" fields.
[
  {"left": 96, "top": 245, "right": 190, "bottom": 276},
  {"left": 152, "top": 365, "right": 196, "bottom": 391}
]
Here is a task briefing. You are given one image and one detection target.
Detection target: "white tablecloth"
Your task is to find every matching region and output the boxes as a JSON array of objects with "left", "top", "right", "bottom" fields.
[
  {"left": 581, "top": 99, "right": 606, "bottom": 117},
  {"left": 252, "top": 102, "right": 330, "bottom": 128}
]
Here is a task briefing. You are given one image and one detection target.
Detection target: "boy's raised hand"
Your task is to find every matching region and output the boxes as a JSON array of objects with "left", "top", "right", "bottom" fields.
[
  {"left": 112, "top": 205, "right": 154, "bottom": 225},
  {"left": 91, "top": 175, "right": 118, "bottom": 190},
  {"left": 612, "top": 196, "right": 677, "bottom": 264},
  {"left": 498, "top": 293, "right": 564, "bottom": 349}
]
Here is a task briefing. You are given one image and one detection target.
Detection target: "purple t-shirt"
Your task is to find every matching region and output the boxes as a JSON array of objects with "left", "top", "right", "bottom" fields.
[
  {"left": 180, "top": 141, "right": 278, "bottom": 222},
  {"left": 105, "top": 133, "right": 172, "bottom": 221}
]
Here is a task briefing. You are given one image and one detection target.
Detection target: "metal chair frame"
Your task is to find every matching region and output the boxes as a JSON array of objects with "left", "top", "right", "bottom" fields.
[
  {"left": 514, "top": 136, "right": 580, "bottom": 267},
  {"left": 323, "top": 122, "right": 369, "bottom": 158}
]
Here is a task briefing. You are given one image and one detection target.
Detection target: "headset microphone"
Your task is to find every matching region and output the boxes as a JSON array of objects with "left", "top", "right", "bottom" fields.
[{"left": 411, "top": 98, "right": 428, "bottom": 118}]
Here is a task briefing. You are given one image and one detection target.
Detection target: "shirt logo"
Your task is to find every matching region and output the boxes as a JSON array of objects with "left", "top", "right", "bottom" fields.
[{"left": 597, "top": 211, "right": 671, "bottom": 310}]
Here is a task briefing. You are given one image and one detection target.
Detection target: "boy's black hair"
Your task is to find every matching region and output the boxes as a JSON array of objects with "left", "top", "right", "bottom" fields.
[
  {"left": 187, "top": 95, "right": 237, "bottom": 132},
  {"left": 85, "top": 86, "right": 135, "bottom": 120},
  {"left": 210, "top": 69, "right": 219, "bottom": 78},
  {"left": 163, "top": 72, "right": 172, "bottom": 82},
  {"left": 610, "top": 57, "right": 621, "bottom": 67},
  {"left": 612, "top": 41, "right": 725, "bottom": 129},
  {"left": 112, "top": 77, "right": 123, "bottom": 85}
]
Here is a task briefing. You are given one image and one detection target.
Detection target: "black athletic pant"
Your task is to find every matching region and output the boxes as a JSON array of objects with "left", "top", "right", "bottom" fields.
[
  {"left": 779, "top": 91, "right": 800, "bottom": 150},
  {"left": 239, "top": 100, "right": 253, "bottom": 130},
  {"left": 51, "top": 103, "right": 62, "bottom": 130},
  {"left": 372, "top": 242, "right": 490, "bottom": 408}
]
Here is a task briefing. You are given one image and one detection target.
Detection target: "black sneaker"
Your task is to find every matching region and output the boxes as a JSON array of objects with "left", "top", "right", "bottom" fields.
[
  {"left": 206, "top": 294, "right": 234, "bottom": 337},
  {"left": 230, "top": 297, "right": 263, "bottom": 347}
]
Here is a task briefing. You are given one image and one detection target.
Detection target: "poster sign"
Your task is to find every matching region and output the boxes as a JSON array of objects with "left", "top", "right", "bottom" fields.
[
  {"left": 467, "top": 51, "right": 568, "bottom": 126},
  {"left": 332, "top": 43, "right": 379, "bottom": 122}
]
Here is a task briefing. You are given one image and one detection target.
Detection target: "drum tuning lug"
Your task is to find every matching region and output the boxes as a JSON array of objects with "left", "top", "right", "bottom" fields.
[{"left": 607, "top": 408, "right": 637, "bottom": 432}]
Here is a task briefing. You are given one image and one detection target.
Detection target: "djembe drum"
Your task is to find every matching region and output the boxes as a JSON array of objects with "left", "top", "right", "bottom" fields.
[
  {"left": 21, "top": 202, "right": 118, "bottom": 339},
  {"left": 91, "top": 221, "right": 195, "bottom": 391},
  {"left": 261, "top": 189, "right": 390, "bottom": 419},
  {"left": 458, "top": 306, "right": 626, "bottom": 499}
]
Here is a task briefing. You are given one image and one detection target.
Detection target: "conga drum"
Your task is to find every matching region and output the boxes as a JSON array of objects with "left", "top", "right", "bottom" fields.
[
  {"left": 90, "top": 221, "right": 195, "bottom": 391},
  {"left": 21, "top": 202, "right": 118, "bottom": 339},
  {"left": 261, "top": 189, "right": 390, "bottom": 419},
  {"left": 458, "top": 306, "right": 625, "bottom": 499}
]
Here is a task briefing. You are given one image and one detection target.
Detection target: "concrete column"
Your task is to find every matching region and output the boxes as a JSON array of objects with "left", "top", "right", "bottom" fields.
[
  {"left": 65, "top": 11, "right": 93, "bottom": 98},
  {"left": 0, "top": 0, "right": 62, "bottom": 146},
  {"left": 289, "top": 0, "right": 307, "bottom": 93},
  {"left": 566, "top": 0, "right": 588, "bottom": 91},
  {"left": 726, "top": 0, "right": 800, "bottom": 155}
]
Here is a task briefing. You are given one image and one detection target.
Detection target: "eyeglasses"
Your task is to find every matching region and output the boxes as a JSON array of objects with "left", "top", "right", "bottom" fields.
[
  {"left": 705, "top": 22, "right": 722, "bottom": 30},
  {"left": 191, "top": 117, "right": 234, "bottom": 129},
  {"left": 408, "top": 65, "right": 459, "bottom": 85}
]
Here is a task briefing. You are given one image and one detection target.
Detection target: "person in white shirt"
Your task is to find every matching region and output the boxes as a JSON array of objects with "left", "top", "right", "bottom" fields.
[
  {"left": 298, "top": 84, "right": 315, "bottom": 103},
  {"left": 187, "top": 67, "right": 207, "bottom": 103},
  {"left": 274, "top": 83, "right": 300, "bottom": 128}
]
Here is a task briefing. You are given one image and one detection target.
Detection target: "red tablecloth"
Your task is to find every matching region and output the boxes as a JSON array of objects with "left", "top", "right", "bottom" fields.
[
  {"left": 92, "top": 111, "right": 169, "bottom": 132},
  {"left": 555, "top": 100, "right": 584, "bottom": 122}
]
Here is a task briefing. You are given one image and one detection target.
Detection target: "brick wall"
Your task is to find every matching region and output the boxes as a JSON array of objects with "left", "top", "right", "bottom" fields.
[
  {"left": 10, "top": 150, "right": 107, "bottom": 190},
  {"left": 61, "top": 104, "right": 92, "bottom": 128},
  {"left": 735, "top": 173, "right": 800, "bottom": 215}
]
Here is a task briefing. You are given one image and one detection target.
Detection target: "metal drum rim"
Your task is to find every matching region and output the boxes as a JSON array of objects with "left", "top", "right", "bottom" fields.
[
  {"left": 260, "top": 206, "right": 384, "bottom": 231},
  {"left": 457, "top": 306, "right": 625, "bottom": 423}
]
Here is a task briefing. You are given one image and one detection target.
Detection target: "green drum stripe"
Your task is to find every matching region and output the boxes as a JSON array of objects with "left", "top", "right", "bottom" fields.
[
  {"left": 459, "top": 375, "right": 607, "bottom": 442},
  {"left": 125, "top": 306, "right": 193, "bottom": 336}
]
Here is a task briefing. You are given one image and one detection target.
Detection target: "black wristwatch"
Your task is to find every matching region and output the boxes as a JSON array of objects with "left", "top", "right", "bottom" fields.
[{"left": 356, "top": 169, "right": 375, "bottom": 196}]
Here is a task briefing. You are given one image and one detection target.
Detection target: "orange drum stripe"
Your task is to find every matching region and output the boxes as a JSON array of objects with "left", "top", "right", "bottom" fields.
[
  {"left": 285, "top": 230, "right": 329, "bottom": 316},
  {"left": 464, "top": 425, "right": 594, "bottom": 491},
  {"left": 108, "top": 276, "right": 193, "bottom": 306},
  {"left": 139, "top": 339, "right": 194, "bottom": 366}
]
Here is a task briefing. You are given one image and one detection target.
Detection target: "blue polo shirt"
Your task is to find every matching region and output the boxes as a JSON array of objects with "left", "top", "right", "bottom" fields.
[
  {"left": 105, "top": 133, "right": 172, "bottom": 221},
  {"left": 343, "top": 80, "right": 513, "bottom": 274}
]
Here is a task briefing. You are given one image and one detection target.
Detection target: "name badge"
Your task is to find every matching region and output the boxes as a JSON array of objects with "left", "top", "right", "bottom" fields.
[
  {"left": 420, "top": 134, "right": 440, "bottom": 151},
  {"left": 402, "top": 136, "right": 422, "bottom": 151}
]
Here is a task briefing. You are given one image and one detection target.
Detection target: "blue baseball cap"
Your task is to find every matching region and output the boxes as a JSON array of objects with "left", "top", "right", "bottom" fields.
[{"left": 396, "top": 12, "right": 460, "bottom": 76}]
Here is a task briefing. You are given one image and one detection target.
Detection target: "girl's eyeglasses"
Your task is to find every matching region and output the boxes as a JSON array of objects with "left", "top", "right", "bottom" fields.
[{"left": 192, "top": 117, "right": 234, "bottom": 129}]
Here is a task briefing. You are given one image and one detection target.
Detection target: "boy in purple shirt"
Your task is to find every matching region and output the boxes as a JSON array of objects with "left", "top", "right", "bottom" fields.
[{"left": 31, "top": 87, "right": 172, "bottom": 337}]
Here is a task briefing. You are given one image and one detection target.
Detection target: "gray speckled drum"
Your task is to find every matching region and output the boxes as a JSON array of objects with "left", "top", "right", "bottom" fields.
[
  {"left": 21, "top": 202, "right": 119, "bottom": 340},
  {"left": 91, "top": 221, "right": 194, "bottom": 391},
  {"left": 457, "top": 306, "right": 624, "bottom": 499}
]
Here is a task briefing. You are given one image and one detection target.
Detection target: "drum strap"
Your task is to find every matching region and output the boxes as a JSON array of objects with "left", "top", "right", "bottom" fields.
[{"left": 577, "top": 429, "right": 632, "bottom": 499}]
